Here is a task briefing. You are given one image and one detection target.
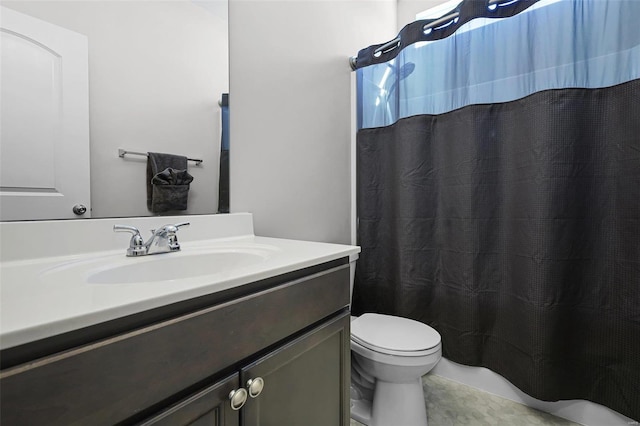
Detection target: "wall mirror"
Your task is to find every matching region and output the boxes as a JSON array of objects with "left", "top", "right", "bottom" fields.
[{"left": 0, "top": 0, "right": 229, "bottom": 220}]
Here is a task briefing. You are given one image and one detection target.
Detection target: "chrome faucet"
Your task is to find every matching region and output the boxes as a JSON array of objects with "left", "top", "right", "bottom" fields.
[{"left": 114, "top": 222, "right": 190, "bottom": 256}]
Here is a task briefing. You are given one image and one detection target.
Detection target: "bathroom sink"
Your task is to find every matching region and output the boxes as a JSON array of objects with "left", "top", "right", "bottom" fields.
[
  {"left": 87, "top": 249, "right": 268, "bottom": 284},
  {"left": 38, "top": 245, "right": 276, "bottom": 286},
  {"left": 0, "top": 213, "right": 361, "bottom": 353}
]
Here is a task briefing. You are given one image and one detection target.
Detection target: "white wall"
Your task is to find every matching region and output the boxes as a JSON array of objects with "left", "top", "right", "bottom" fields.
[
  {"left": 3, "top": 1, "right": 228, "bottom": 218},
  {"left": 397, "top": 0, "right": 444, "bottom": 30},
  {"left": 229, "top": 0, "right": 396, "bottom": 244}
]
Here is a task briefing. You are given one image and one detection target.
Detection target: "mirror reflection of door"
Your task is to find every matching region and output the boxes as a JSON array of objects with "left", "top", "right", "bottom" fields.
[{"left": 0, "top": 6, "right": 91, "bottom": 221}]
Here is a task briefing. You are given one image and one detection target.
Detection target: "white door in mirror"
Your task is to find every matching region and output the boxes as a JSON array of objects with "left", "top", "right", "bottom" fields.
[{"left": 0, "top": 6, "right": 90, "bottom": 220}]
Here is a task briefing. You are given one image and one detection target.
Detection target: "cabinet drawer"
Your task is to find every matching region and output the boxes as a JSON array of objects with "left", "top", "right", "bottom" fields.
[{"left": 0, "top": 264, "right": 350, "bottom": 426}]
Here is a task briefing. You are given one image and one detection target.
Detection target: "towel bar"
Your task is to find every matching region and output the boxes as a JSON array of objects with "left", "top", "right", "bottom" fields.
[{"left": 118, "top": 149, "right": 203, "bottom": 166}]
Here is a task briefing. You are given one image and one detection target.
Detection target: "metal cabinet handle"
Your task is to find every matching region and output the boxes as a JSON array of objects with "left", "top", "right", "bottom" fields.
[
  {"left": 246, "top": 377, "right": 265, "bottom": 398},
  {"left": 228, "top": 388, "right": 248, "bottom": 410}
]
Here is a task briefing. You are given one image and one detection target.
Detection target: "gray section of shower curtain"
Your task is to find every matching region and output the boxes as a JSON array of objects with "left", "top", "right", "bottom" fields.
[{"left": 353, "top": 80, "right": 640, "bottom": 421}]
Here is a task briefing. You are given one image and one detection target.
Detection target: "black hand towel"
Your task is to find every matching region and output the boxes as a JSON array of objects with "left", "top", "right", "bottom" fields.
[
  {"left": 151, "top": 168, "right": 194, "bottom": 186},
  {"left": 147, "top": 152, "right": 192, "bottom": 213}
]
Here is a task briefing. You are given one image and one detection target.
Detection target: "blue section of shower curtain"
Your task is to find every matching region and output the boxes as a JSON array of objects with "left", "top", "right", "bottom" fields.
[{"left": 357, "top": 0, "right": 640, "bottom": 130}]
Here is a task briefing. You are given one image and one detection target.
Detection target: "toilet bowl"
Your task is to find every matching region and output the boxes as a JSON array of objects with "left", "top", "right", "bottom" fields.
[
  {"left": 350, "top": 313, "right": 441, "bottom": 426},
  {"left": 348, "top": 259, "right": 442, "bottom": 426}
]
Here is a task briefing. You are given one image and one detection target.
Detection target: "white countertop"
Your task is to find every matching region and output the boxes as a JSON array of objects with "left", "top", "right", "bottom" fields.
[{"left": 0, "top": 214, "right": 359, "bottom": 350}]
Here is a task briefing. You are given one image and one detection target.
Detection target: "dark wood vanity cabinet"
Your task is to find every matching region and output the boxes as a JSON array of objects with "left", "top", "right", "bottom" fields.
[
  {"left": 240, "top": 313, "right": 349, "bottom": 426},
  {"left": 143, "top": 313, "right": 350, "bottom": 426},
  {"left": 0, "top": 261, "right": 351, "bottom": 426}
]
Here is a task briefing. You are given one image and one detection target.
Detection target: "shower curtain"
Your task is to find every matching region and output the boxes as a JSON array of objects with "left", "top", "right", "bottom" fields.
[{"left": 352, "top": 0, "right": 640, "bottom": 421}]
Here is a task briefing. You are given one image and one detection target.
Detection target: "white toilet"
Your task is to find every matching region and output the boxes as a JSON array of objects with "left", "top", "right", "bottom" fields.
[{"left": 349, "top": 260, "right": 442, "bottom": 426}]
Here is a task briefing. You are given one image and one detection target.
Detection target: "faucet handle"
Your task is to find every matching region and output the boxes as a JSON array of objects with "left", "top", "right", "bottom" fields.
[
  {"left": 113, "top": 225, "right": 146, "bottom": 256},
  {"left": 166, "top": 222, "right": 190, "bottom": 250},
  {"left": 147, "top": 222, "right": 191, "bottom": 252},
  {"left": 113, "top": 224, "right": 140, "bottom": 235},
  {"left": 165, "top": 222, "right": 190, "bottom": 233},
  {"left": 150, "top": 222, "right": 190, "bottom": 235}
]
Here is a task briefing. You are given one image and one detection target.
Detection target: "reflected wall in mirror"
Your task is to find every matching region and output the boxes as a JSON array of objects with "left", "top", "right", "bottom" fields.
[{"left": 1, "top": 0, "right": 229, "bottom": 220}]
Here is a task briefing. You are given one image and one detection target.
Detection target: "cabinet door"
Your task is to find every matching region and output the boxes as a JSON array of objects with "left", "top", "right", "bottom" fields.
[
  {"left": 240, "top": 312, "right": 350, "bottom": 426},
  {"left": 140, "top": 374, "right": 240, "bottom": 426}
]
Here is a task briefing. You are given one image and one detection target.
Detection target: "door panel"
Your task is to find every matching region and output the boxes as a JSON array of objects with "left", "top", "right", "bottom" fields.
[
  {"left": 140, "top": 374, "right": 240, "bottom": 426},
  {"left": 240, "top": 313, "right": 351, "bottom": 426},
  {"left": 0, "top": 6, "right": 90, "bottom": 220}
]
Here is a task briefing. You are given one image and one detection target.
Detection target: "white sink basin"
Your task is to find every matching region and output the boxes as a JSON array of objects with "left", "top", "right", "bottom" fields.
[
  {"left": 87, "top": 249, "right": 269, "bottom": 284},
  {"left": 39, "top": 245, "right": 277, "bottom": 286}
]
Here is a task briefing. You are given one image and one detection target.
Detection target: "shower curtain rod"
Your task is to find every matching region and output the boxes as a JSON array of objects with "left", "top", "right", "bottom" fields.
[{"left": 349, "top": 0, "right": 529, "bottom": 71}]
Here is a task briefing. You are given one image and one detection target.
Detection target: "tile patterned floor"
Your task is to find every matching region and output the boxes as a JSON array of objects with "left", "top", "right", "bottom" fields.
[{"left": 350, "top": 374, "right": 580, "bottom": 426}]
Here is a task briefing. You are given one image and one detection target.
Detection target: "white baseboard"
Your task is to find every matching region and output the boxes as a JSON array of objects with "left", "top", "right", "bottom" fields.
[{"left": 432, "top": 358, "right": 636, "bottom": 426}]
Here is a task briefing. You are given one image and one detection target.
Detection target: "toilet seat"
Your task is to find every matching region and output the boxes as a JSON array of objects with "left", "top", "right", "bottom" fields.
[{"left": 351, "top": 313, "right": 441, "bottom": 357}]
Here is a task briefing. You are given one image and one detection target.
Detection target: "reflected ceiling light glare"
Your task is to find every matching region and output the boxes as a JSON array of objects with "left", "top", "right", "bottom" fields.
[
  {"left": 489, "top": 0, "right": 519, "bottom": 10},
  {"left": 378, "top": 63, "right": 394, "bottom": 89},
  {"left": 435, "top": 18, "right": 456, "bottom": 30}
]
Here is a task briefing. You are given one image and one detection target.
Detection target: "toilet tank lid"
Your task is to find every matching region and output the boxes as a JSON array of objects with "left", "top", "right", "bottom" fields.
[{"left": 351, "top": 313, "right": 441, "bottom": 352}]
